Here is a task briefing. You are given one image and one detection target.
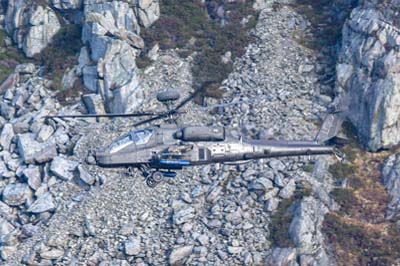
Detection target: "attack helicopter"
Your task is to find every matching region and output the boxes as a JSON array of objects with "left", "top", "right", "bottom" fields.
[{"left": 47, "top": 90, "right": 347, "bottom": 187}]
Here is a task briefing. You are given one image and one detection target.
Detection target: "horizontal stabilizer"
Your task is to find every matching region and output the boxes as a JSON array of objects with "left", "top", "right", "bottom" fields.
[{"left": 324, "top": 136, "right": 350, "bottom": 147}]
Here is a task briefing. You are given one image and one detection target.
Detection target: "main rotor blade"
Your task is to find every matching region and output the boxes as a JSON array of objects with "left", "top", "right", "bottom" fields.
[
  {"left": 190, "top": 100, "right": 247, "bottom": 111},
  {"left": 45, "top": 90, "right": 202, "bottom": 120},
  {"left": 133, "top": 100, "right": 247, "bottom": 126},
  {"left": 133, "top": 113, "right": 171, "bottom": 127},
  {"left": 45, "top": 112, "right": 157, "bottom": 119}
]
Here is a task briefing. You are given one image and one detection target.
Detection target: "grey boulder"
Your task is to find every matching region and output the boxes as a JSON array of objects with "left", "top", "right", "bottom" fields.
[
  {"left": 17, "top": 134, "right": 58, "bottom": 164},
  {"left": 50, "top": 156, "right": 78, "bottom": 181},
  {"left": 265, "top": 248, "right": 298, "bottom": 266},
  {"left": 23, "top": 166, "right": 41, "bottom": 190},
  {"left": 0, "top": 124, "right": 14, "bottom": 151},
  {"left": 124, "top": 237, "right": 141, "bottom": 256},
  {"left": 169, "top": 245, "right": 193, "bottom": 266},
  {"left": 77, "top": 165, "right": 95, "bottom": 185},
  {"left": 2, "top": 183, "right": 32, "bottom": 206},
  {"left": 28, "top": 193, "right": 56, "bottom": 213}
]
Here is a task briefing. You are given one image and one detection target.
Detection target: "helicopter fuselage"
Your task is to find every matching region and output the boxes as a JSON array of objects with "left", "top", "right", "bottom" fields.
[{"left": 94, "top": 125, "right": 335, "bottom": 173}]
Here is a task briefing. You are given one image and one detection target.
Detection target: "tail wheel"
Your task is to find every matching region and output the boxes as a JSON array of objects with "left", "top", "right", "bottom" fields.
[
  {"left": 152, "top": 171, "right": 163, "bottom": 182},
  {"left": 146, "top": 177, "right": 158, "bottom": 188}
]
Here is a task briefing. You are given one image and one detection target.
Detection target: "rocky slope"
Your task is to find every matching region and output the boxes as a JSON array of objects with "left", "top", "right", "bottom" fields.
[
  {"left": 0, "top": 1, "right": 346, "bottom": 265},
  {"left": 0, "top": 0, "right": 400, "bottom": 265},
  {"left": 3, "top": 0, "right": 160, "bottom": 114}
]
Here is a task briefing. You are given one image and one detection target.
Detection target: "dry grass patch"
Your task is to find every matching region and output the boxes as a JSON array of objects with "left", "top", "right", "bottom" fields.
[{"left": 324, "top": 143, "right": 400, "bottom": 266}]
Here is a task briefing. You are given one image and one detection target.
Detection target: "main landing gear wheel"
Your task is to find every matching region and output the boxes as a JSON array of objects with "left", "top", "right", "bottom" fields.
[
  {"left": 146, "top": 171, "right": 164, "bottom": 188},
  {"left": 152, "top": 171, "right": 163, "bottom": 182},
  {"left": 146, "top": 177, "right": 158, "bottom": 188}
]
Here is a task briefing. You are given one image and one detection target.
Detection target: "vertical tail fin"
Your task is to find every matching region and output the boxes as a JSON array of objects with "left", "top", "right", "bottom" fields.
[{"left": 315, "top": 113, "right": 345, "bottom": 144}]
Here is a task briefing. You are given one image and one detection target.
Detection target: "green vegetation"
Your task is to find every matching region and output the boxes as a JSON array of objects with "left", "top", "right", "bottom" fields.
[
  {"left": 269, "top": 197, "right": 295, "bottom": 247},
  {"left": 139, "top": 0, "right": 258, "bottom": 102},
  {"left": 302, "top": 163, "right": 314, "bottom": 173},
  {"left": 36, "top": 24, "right": 82, "bottom": 86},
  {"left": 324, "top": 142, "right": 398, "bottom": 265},
  {"left": 328, "top": 162, "right": 355, "bottom": 183},
  {"left": 323, "top": 214, "right": 400, "bottom": 266},
  {"left": 330, "top": 188, "right": 361, "bottom": 216},
  {"left": 269, "top": 181, "right": 312, "bottom": 247},
  {"left": 35, "top": 24, "right": 84, "bottom": 104},
  {"left": 0, "top": 22, "right": 83, "bottom": 104},
  {"left": 0, "top": 29, "right": 29, "bottom": 83},
  {"left": 291, "top": 0, "right": 356, "bottom": 50}
]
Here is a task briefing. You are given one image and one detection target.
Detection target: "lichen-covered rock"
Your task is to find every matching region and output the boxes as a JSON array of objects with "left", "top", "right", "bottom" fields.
[
  {"left": 5, "top": 1, "right": 61, "bottom": 57},
  {"left": 382, "top": 154, "right": 400, "bottom": 219},
  {"left": 52, "top": 0, "right": 83, "bottom": 10},
  {"left": 135, "top": 0, "right": 160, "bottom": 28},
  {"left": 265, "top": 248, "right": 298, "bottom": 266},
  {"left": 23, "top": 5, "right": 61, "bottom": 57},
  {"left": 2, "top": 183, "right": 31, "bottom": 206},
  {"left": 0, "top": 123, "right": 14, "bottom": 151},
  {"left": 124, "top": 237, "right": 141, "bottom": 256},
  {"left": 169, "top": 245, "right": 193, "bottom": 266},
  {"left": 17, "top": 134, "right": 57, "bottom": 164},
  {"left": 289, "top": 197, "right": 331, "bottom": 265},
  {"left": 28, "top": 193, "right": 56, "bottom": 213},
  {"left": 336, "top": 4, "right": 400, "bottom": 151},
  {"left": 79, "top": 0, "right": 159, "bottom": 113},
  {"left": 50, "top": 156, "right": 78, "bottom": 181},
  {"left": 23, "top": 167, "right": 41, "bottom": 191}
]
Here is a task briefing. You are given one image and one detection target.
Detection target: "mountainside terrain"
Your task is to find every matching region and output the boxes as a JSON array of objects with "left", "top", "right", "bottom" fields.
[{"left": 0, "top": 0, "right": 399, "bottom": 265}]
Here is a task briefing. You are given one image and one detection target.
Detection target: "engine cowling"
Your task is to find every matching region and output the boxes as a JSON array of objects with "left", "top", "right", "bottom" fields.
[
  {"left": 156, "top": 90, "right": 181, "bottom": 103},
  {"left": 175, "top": 126, "right": 225, "bottom": 142}
]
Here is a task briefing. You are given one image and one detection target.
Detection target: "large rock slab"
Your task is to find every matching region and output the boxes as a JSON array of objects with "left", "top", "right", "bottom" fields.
[
  {"left": 289, "top": 197, "right": 331, "bottom": 265},
  {"left": 5, "top": 1, "right": 61, "bottom": 57},
  {"left": 79, "top": 0, "right": 160, "bottom": 113},
  {"left": 17, "top": 134, "right": 58, "bottom": 164},
  {"left": 336, "top": 5, "right": 400, "bottom": 151}
]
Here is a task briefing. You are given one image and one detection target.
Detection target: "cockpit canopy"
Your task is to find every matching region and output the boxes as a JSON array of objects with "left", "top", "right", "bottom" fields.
[{"left": 109, "top": 129, "right": 153, "bottom": 153}]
